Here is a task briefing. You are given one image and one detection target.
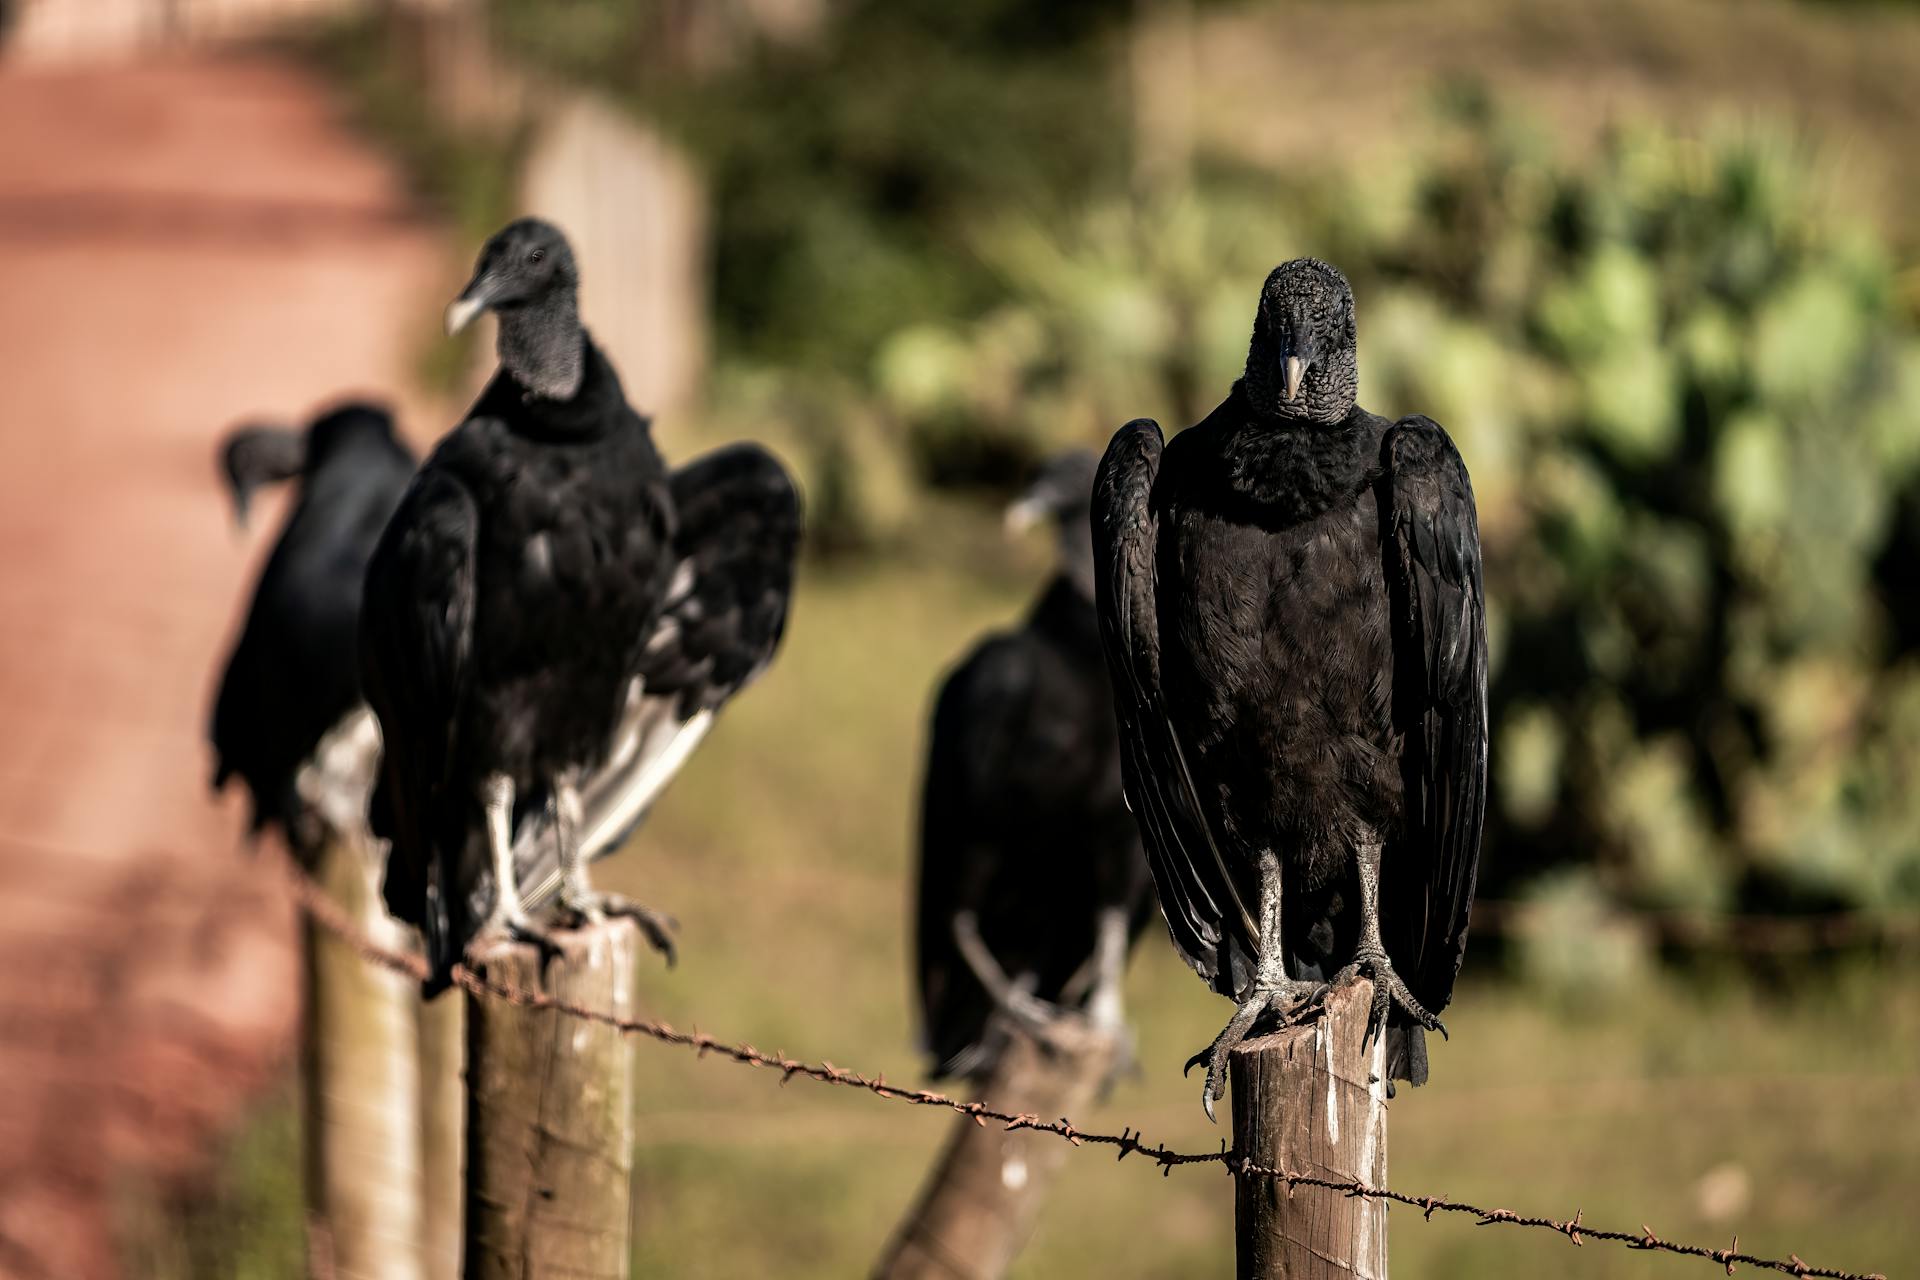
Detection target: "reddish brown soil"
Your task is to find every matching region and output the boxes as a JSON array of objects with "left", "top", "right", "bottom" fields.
[{"left": 0, "top": 51, "right": 444, "bottom": 1279}]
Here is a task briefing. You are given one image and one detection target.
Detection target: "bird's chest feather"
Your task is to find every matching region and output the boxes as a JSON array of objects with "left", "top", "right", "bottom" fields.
[
  {"left": 1169, "top": 497, "right": 1391, "bottom": 721},
  {"left": 1155, "top": 413, "right": 1402, "bottom": 848},
  {"left": 463, "top": 424, "right": 672, "bottom": 674}
]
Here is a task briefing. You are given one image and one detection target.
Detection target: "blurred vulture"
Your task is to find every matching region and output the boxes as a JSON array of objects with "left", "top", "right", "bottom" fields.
[
  {"left": 362, "top": 218, "right": 800, "bottom": 993},
  {"left": 209, "top": 402, "right": 414, "bottom": 840},
  {"left": 915, "top": 452, "right": 1153, "bottom": 1080},
  {"left": 1092, "top": 258, "right": 1488, "bottom": 1118}
]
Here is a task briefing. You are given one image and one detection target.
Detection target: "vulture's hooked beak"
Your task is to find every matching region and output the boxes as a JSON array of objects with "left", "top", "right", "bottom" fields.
[
  {"left": 444, "top": 274, "right": 499, "bottom": 336},
  {"left": 1003, "top": 493, "right": 1047, "bottom": 537},
  {"left": 220, "top": 423, "right": 303, "bottom": 532},
  {"left": 1283, "top": 355, "right": 1305, "bottom": 403}
]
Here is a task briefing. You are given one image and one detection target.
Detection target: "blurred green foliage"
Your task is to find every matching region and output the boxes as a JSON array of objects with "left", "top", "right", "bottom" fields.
[
  {"left": 1347, "top": 95, "right": 1920, "bottom": 930},
  {"left": 491, "top": 0, "right": 1137, "bottom": 377}
]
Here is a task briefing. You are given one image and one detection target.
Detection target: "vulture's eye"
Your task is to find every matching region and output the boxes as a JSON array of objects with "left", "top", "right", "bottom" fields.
[{"left": 528, "top": 248, "right": 546, "bottom": 264}]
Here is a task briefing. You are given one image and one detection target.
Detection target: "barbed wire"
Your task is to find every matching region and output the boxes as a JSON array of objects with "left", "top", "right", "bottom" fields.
[{"left": 281, "top": 855, "right": 1889, "bottom": 1280}]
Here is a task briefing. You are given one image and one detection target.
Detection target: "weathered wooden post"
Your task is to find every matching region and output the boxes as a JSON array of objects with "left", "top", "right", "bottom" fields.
[
  {"left": 1230, "top": 980, "right": 1388, "bottom": 1280},
  {"left": 872, "top": 1017, "right": 1121, "bottom": 1280},
  {"left": 296, "top": 709, "right": 428, "bottom": 1280},
  {"left": 418, "top": 993, "right": 466, "bottom": 1280},
  {"left": 463, "top": 918, "right": 642, "bottom": 1280}
]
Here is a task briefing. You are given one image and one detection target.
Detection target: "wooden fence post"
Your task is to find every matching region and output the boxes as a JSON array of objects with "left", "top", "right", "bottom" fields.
[
  {"left": 463, "top": 919, "right": 641, "bottom": 1280},
  {"left": 418, "top": 992, "right": 466, "bottom": 1280},
  {"left": 296, "top": 710, "right": 427, "bottom": 1280},
  {"left": 871, "top": 1018, "right": 1120, "bottom": 1280},
  {"left": 1230, "top": 979, "right": 1389, "bottom": 1280},
  {"left": 301, "top": 828, "right": 429, "bottom": 1280}
]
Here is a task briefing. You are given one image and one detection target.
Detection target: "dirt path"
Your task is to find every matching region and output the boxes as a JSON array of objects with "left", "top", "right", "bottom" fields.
[{"left": 0, "top": 51, "right": 444, "bottom": 1279}]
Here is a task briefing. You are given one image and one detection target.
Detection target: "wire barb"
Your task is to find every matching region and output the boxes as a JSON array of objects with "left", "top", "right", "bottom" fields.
[{"left": 281, "top": 853, "right": 1887, "bottom": 1280}]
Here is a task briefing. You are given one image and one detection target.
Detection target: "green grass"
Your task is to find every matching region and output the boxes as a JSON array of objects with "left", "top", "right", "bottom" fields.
[{"left": 128, "top": 523, "right": 1919, "bottom": 1278}]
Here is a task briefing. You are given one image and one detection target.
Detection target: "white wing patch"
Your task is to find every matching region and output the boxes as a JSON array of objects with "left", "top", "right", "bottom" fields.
[
  {"left": 578, "top": 707, "right": 713, "bottom": 858},
  {"left": 513, "top": 697, "right": 714, "bottom": 911},
  {"left": 293, "top": 704, "right": 382, "bottom": 841},
  {"left": 665, "top": 557, "right": 696, "bottom": 606}
]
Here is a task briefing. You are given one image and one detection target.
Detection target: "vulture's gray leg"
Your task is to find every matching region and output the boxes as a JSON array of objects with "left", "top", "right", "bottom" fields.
[
  {"left": 1082, "top": 907, "right": 1131, "bottom": 1036},
  {"left": 1083, "top": 906, "right": 1138, "bottom": 1089},
  {"left": 554, "top": 773, "right": 677, "bottom": 964},
  {"left": 474, "top": 773, "right": 559, "bottom": 958},
  {"left": 1334, "top": 838, "right": 1445, "bottom": 1042},
  {"left": 1183, "top": 848, "right": 1329, "bottom": 1122},
  {"left": 953, "top": 909, "right": 1071, "bottom": 1046}
]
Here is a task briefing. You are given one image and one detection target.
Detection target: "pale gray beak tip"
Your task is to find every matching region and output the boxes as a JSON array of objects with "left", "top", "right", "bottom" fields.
[
  {"left": 1003, "top": 497, "right": 1045, "bottom": 538},
  {"left": 445, "top": 296, "right": 484, "bottom": 337},
  {"left": 1283, "top": 355, "right": 1305, "bottom": 403}
]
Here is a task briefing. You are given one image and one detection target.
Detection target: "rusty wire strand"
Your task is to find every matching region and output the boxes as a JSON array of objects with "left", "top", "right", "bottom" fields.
[{"left": 282, "top": 855, "right": 1887, "bottom": 1280}]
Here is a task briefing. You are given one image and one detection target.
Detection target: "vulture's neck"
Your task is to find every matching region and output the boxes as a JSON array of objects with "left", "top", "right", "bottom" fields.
[{"left": 497, "top": 289, "right": 585, "bottom": 402}]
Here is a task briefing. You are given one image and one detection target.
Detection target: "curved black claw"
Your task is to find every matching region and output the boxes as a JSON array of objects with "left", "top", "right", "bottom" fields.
[
  {"left": 1337, "top": 949, "right": 1442, "bottom": 1048},
  {"left": 1184, "top": 981, "right": 1331, "bottom": 1123},
  {"left": 563, "top": 891, "right": 680, "bottom": 967},
  {"left": 474, "top": 917, "right": 560, "bottom": 967}
]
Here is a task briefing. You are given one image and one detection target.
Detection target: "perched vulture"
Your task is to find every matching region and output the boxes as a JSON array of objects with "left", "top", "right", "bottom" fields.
[
  {"left": 915, "top": 451, "right": 1153, "bottom": 1079},
  {"left": 210, "top": 402, "right": 414, "bottom": 839},
  {"left": 362, "top": 218, "right": 799, "bottom": 992},
  {"left": 1092, "top": 258, "right": 1487, "bottom": 1117}
]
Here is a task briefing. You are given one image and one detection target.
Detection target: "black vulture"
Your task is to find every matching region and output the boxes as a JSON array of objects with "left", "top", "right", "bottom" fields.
[
  {"left": 209, "top": 403, "right": 415, "bottom": 838},
  {"left": 362, "top": 218, "right": 799, "bottom": 993},
  {"left": 1092, "top": 259, "right": 1488, "bottom": 1118},
  {"left": 915, "top": 452, "right": 1154, "bottom": 1080}
]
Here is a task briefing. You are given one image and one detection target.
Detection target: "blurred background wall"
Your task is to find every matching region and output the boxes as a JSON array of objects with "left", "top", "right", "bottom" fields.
[{"left": 4, "top": 0, "right": 368, "bottom": 62}]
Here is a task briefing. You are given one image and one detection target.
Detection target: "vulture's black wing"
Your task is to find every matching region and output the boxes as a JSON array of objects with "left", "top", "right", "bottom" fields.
[
  {"left": 513, "top": 443, "right": 801, "bottom": 908},
  {"left": 362, "top": 464, "right": 480, "bottom": 975},
  {"left": 1092, "top": 420, "right": 1259, "bottom": 999},
  {"left": 1376, "top": 415, "right": 1488, "bottom": 1017},
  {"left": 914, "top": 634, "right": 1034, "bottom": 1077}
]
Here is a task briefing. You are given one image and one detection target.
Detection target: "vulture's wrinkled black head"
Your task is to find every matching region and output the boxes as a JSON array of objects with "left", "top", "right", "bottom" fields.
[
  {"left": 219, "top": 403, "right": 397, "bottom": 529},
  {"left": 1004, "top": 448, "right": 1100, "bottom": 535},
  {"left": 1244, "top": 258, "right": 1359, "bottom": 426},
  {"left": 1007, "top": 448, "right": 1101, "bottom": 599},
  {"left": 220, "top": 424, "right": 305, "bottom": 529},
  {"left": 447, "top": 218, "right": 585, "bottom": 400},
  {"left": 219, "top": 422, "right": 305, "bottom": 529},
  {"left": 446, "top": 218, "right": 578, "bottom": 333}
]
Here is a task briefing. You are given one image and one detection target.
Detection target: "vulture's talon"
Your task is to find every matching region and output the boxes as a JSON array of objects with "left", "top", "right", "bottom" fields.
[
  {"left": 1186, "top": 978, "right": 1330, "bottom": 1123},
  {"left": 468, "top": 910, "right": 563, "bottom": 967},
  {"left": 566, "top": 891, "right": 680, "bottom": 966},
  {"left": 1337, "top": 948, "right": 1441, "bottom": 1039}
]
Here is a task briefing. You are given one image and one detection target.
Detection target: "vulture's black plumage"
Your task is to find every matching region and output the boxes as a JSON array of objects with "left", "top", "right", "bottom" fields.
[
  {"left": 915, "top": 452, "right": 1153, "bottom": 1080},
  {"left": 363, "top": 218, "right": 799, "bottom": 993},
  {"left": 210, "top": 403, "right": 415, "bottom": 836},
  {"left": 505, "top": 441, "right": 802, "bottom": 919},
  {"left": 1092, "top": 258, "right": 1488, "bottom": 1117}
]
